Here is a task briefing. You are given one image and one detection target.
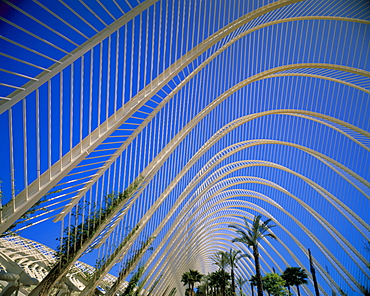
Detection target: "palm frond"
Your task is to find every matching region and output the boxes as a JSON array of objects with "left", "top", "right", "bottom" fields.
[
  {"left": 265, "top": 233, "right": 277, "bottom": 240},
  {"left": 239, "top": 253, "right": 251, "bottom": 260}
]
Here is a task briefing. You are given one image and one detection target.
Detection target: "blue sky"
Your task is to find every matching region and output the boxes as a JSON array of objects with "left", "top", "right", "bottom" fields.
[{"left": 0, "top": 0, "right": 370, "bottom": 294}]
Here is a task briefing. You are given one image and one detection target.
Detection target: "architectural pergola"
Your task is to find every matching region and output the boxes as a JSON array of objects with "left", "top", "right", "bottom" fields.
[{"left": 0, "top": 0, "right": 369, "bottom": 295}]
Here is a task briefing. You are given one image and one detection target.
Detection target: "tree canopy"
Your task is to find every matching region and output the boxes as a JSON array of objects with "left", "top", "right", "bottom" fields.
[
  {"left": 282, "top": 267, "right": 308, "bottom": 296},
  {"left": 229, "top": 215, "right": 277, "bottom": 296},
  {"left": 262, "top": 273, "right": 288, "bottom": 296},
  {"left": 182, "top": 269, "right": 203, "bottom": 296}
]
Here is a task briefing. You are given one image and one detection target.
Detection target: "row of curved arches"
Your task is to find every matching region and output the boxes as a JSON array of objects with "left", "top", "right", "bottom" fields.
[{"left": 0, "top": 0, "right": 369, "bottom": 295}]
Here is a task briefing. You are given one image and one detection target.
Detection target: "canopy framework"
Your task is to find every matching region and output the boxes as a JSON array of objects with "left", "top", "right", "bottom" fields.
[{"left": 0, "top": 0, "right": 369, "bottom": 295}]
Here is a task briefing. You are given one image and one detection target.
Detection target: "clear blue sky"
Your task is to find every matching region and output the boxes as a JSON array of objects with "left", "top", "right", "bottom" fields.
[{"left": 0, "top": 0, "right": 369, "bottom": 294}]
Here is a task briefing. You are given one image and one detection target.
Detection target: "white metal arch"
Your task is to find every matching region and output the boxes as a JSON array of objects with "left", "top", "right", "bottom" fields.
[{"left": 0, "top": 0, "right": 369, "bottom": 295}]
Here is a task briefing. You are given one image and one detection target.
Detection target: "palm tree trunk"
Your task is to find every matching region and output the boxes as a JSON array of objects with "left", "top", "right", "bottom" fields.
[
  {"left": 296, "top": 285, "right": 301, "bottom": 296},
  {"left": 253, "top": 245, "right": 263, "bottom": 296},
  {"left": 308, "top": 248, "right": 320, "bottom": 296},
  {"left": 231, "top": 267, "right": 236, "bottom": 295},
  {"left": 251, "top": 284, "right": 254, "bottom": 296},
  {"left": 221, "top": 270, "right": 226, "bottom": 296}
]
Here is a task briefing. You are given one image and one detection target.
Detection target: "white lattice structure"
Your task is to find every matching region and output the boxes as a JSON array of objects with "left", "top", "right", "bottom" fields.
[{"left": 0, "top": 0, "right": 369, "bottom": 295}]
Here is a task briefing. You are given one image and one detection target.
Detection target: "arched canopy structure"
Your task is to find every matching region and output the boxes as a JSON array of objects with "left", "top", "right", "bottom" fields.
[{"left": 0, "top": 0, "right": 369, "bottom": 295}]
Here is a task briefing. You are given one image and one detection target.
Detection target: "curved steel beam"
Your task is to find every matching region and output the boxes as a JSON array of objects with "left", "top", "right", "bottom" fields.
[
  {"left": 192, "top": 148, "right": 369, "bottom": 234},
  {"left": 0, "top": 0, "right": 303, "bottom": 233},
  {"left": 78, "top": 109, "right": 369, "bottom": 289},
  {"left": 149, "top": 206, "right": 320, "bottom": 296},
  {"left": 72, "top": 101, "right": 370, "bottom": 294},
  {"left": 144, "top": 183, "right": 362, "bottom": 293},
  {"left": 60, "top": 13, "right": 370, "bottom": 224},
  {"left": 62, "top": 14, "right": 370, "bottom": 220},
  {"left": 149, "top": 170, "right": 366, "bottom": 280},
  {"left": 191, "top": 172, "right": 368, "bottom": 270},
  {"left": 100, "top": 136, "right": 369, "bottom": 279},
  {"left": 195, "top": 139, "right": 369, "bottom": 196},
  {"left": 147, "top": 189, "right": 361, "bottom": 294},
  {"left": 54, "top": 63, "right": 370, "bottom": 222},
  {"left": 0, "top": 0, "right": 160, "bottom": 113},
  {"left": 61, "top": 95, "right": 370, "bottom": 255}
]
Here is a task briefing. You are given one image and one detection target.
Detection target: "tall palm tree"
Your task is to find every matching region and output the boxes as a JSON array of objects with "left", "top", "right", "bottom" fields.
[
  {"left": 282, "top": 267, "right": 308, "bottom": 296},
  {"left": 182, "top": 269, "right": 203, "bottom": 296},
  {"left": 201, "top": 274, "right": 211, "bottom": 296},
  {"left": 226, "top": 249, "right": 247, "bottom": 295},
  {"left": 189, "top": 269, "right": 203, "bottom": 295},
  {"left": 182, "top": 271, "right": 192, "bottom": 294},
  {"left": 209, "top": 271, "right": 220, "bottom": 295},
  {"left": 249, "top": 275, "right": 258, "bottom": 296},
  {"left": 209, "top": 270, "right": 231, "bottom": 296},
  {"left": 211, "top": 251, "right": 230, "bottom": 296},
  {"left": 236, "top": 277, "right": 247, "bottom": 296},
  {"left": 229, "top": 215, "right": 277, "bottom": 296}
]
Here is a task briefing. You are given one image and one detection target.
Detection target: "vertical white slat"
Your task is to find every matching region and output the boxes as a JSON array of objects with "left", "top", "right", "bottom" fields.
[
  {"left": 80, "top": 56, "right": 84, "bottom": 153},
  {"left": 150, "top": 3, "right": 156, "bottom": 90},
  {"left": 129, "top": 19, "right": 134, "bottom": 100},
  {"left": 174, "top": 0, "right": 180, "bottom": 62},
  {"left": 89, "top": 48, "right": 94, "bottom": 144},
  {"left": 168, "top": 0, "right": 174, "bottom": 65},
  {"left": 122, "top": 26, "right": 127, "bottom": 106},
  {"left": 111, "top": 153, "right": 117, "bottom": 197},
  {"left": 143, "top": 7, "right": 149, "bottom": 87},
  {"left": 117, "top": 151, "right": 123, "bottom": 194},
  {"left": 60, "top": 72, "right": 63, "bottom": 168},
  {"left": 98, "top": 43, "right": 103, "bottom": 135},
  {"left": 36, "top": 89, "right": 41, "bottom": 190},
  {"left": 69, "top": 64, "right": 74, "bottom": 162},
  {"left": 114, "top": 30, "right": 119, "bottom": 120},
  {"left": 180, "top": 0, "right": 186, "bottom": 59},
  {"left": 163, "top": 0, "right": 168, "bottom": 72},
  {"left": 48, "top": 80, "right": 52, "bottom": 180},
  {"left": 22, "top": 99, "right": 29, "bottom": 200},
  {"left": 157, "top": 0, "right": 162, "bottom": 78},
  {"left": 137, "top": 13, "right": 142, "bottom": 94},
  {"left": 8, "top": 108, "right": 15, "bottom": 212},
  {"left": 106, "top": 36, "right": 111, "bottom": 122}
]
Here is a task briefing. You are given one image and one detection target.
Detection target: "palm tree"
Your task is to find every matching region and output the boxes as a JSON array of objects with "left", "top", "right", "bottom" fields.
[
  {"left": 236, "top": 277, "right": 247, "bottom": 296},
  {"left": 190, "top": 269, "right": 203, "bottom": 292},
  {"left": 229, "top": 215, "right": 277, "bottom": 296},
  {"left": 226, "top": 249, "right": 246, "bottom": 295},
  {"left": 196, "top": 282, "right": 207, "bottom": 296},
  {"left": 199, "top": 274, "right": 211, "bottom": 296},
  {"left": 282, "top": 267, "right": 308, "bottom": 296},
  {"left": 209, "top": 270, "right": 231, "bottom": 296},
  {"left": 211, "top": 251, "right": 230, "bottom": 296},
  {"left": 182, "top": 271, "right": 192, "bottom": 294},
  {"left": 181, "top": 269, "right": 203, "bottom": 296},
  {"left": 249, "top": 275, "right": 258, "bottom": 296},
  {"left": 209, "top": 271, "right": 220, "bottom": 295}
]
